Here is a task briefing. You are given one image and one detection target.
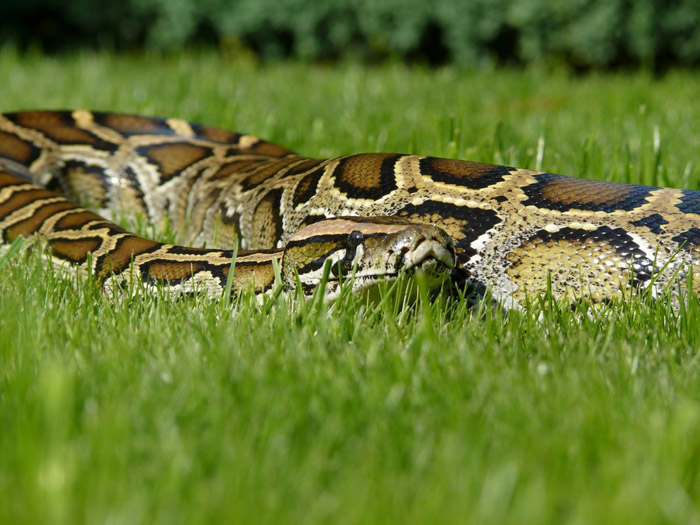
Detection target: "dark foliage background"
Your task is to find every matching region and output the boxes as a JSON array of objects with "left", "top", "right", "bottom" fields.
[{"left": 2, "top": 0, "right": 700, "bottom": 68}]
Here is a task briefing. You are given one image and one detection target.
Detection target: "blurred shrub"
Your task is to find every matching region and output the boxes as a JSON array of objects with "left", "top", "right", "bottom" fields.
[{"left": 1, "top": 0, "right": 699, "bottom": 68}]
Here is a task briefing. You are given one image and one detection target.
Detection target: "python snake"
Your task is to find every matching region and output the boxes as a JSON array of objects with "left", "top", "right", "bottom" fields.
[{"left": 1, "top": 110, "right": 699, "bottom": 309}]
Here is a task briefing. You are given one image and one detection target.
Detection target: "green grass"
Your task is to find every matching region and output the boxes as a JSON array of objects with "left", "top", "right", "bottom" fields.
[{"left": 3, "top": 49, "right": 700, "bottom": 524}]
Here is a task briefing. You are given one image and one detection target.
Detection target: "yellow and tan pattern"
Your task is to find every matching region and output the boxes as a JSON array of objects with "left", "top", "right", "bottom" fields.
[{"left": 1, "top": 110, "right": 699, "bottom": 308}]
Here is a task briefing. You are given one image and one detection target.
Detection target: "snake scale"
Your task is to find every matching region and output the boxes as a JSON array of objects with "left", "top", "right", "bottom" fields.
[{"left": 1, "top": 110, "right": 700, "bottom": 309}]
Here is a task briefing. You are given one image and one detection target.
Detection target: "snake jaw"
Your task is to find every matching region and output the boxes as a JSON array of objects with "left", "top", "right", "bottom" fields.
[
  {"left": 374, "top": 226, "right": 456, "bottom": 292},
  {"left": 400, "top": 235, "right": 456, "bottom": 274}
]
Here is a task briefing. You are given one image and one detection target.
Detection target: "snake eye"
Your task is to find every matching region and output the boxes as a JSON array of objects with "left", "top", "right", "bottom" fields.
[
  {"left": 348, "top": 230, "right": 364, "bottom": 248},
  {"left": 331, "top": 230, "right": 364, "bottom": 279}
]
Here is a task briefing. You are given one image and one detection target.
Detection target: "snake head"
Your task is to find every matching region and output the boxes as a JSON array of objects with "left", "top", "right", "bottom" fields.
[{"left": 281, "top": 216, "right": 456, "bottom": 300}]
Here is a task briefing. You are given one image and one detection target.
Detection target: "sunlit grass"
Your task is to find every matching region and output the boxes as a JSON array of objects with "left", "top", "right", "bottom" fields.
[{"left": 2, "top": 50, "right": 700, "bottom": 524}]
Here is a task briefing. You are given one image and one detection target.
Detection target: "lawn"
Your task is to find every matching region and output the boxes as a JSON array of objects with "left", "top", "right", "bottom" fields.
[{"left": 2, "top": 49, "right": 700, "bottom": 524}]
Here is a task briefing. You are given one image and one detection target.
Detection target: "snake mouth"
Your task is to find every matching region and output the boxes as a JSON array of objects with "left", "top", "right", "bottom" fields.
[
  {"left": 327, "top": 237, "right": 456, "bottom": 292},
  {"left": 319, "top": 240, "right": 456, "bottom": 302},
  {"left": 399, "top": 238, "right": 456, "bottom": 275}
]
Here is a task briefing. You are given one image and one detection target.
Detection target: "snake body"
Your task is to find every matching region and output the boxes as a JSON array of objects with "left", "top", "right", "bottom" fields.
[{"left": 1, "top": 110, "right": 700, "bottom": 308}]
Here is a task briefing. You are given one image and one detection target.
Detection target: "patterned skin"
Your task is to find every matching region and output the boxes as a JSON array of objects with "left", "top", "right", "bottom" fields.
[{"left": 1, "top": 110, "right": 699, "bottom": 308}]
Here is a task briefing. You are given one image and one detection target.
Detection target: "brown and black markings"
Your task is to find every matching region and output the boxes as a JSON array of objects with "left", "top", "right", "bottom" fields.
[
  {"left": 4, "top": 112, "right": 118, "bottom": 152},
  {"left": 420, "top": 157, "right": 514, "bottom": 190},
  {"left": 332, "top": 154, "right": 401, "bottom": 200},
  {"left": 520, "top": 173, "right": 657, "bottom": 213}
]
